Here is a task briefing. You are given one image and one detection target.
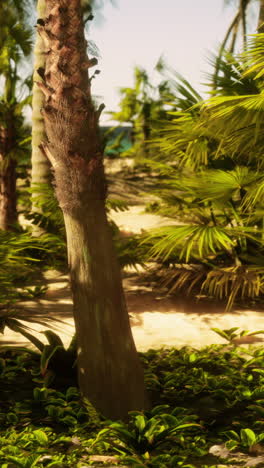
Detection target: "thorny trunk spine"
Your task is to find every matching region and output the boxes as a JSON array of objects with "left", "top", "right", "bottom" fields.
[{"left": 38, "top": 0, "right": 146, "bottom": 419}]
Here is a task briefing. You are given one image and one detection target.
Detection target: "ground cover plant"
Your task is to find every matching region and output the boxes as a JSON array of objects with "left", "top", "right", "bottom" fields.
[{"left": 0, "top": 328, "right": 263, "bottom": 467}]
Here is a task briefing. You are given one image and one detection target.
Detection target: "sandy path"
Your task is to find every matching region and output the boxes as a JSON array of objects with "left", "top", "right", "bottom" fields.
[{"left": 1, "top": 205, "right": 264, "bottom": 351}]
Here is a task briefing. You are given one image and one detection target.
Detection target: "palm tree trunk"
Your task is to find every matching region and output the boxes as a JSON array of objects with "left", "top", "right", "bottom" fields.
[
  {"left": 240, "top": 0, "right": 247, "bottom": 50},
  {"left": 0, "top": 113, "right": 17, "bottom": 230},
  {"left": 37, "top": 0, "right": 146, "bottom": 420},
  {"left": 31, "top": 0, "right": 50, "bottom": 223},
  {"left": 258, "top": 0, "right": 264, "bottom": 32}
]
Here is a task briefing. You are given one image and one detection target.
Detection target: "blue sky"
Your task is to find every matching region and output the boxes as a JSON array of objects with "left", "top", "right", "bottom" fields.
[{"left": 88, "top": 0, "right": 259, "bottom": 123}]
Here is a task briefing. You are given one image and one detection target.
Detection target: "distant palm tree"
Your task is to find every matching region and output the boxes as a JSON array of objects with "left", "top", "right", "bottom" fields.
[
  {"left": 222, "top": 0, "right": 251, "bottom": 52},
  {"left": 0, "top": 1, "right": 33, "bottom": 230},
  {"left": 30, "top": 0, "right": 50, "bottom": 232},
  {"left": 257, "top": 0, "right": 264, "bottom": 31},
  {"left": 213, "top": 0, "right": 262, "bottom": 87}
]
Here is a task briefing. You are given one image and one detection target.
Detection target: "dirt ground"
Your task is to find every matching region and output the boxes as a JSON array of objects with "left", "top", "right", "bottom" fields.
[{"left": 2, "top": 204, "right": 264, "bottom": 351}]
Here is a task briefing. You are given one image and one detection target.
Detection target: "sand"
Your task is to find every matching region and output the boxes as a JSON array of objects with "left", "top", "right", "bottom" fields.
[{"left": 2, "top": 204, "right": 263, "bottom": 351}]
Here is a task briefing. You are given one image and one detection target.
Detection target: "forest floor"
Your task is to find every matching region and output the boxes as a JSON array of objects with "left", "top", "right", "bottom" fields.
[{"left": 3, "top": 203, "right": 264, "bottom": 351}]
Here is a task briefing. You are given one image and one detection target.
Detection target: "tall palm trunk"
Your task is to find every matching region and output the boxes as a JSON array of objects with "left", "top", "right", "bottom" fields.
[
  {"left": 0, "top": 111, "right": 17, "bottom": 230},
  {"left": 240, "top": 0, "right": 248, "bottom": 50},
  {"left": 258, "top": 0, "right": 264, "bottom": 32},
  {"left": 31, "top": 0, "right": 50, "bottom": 221},
  {"left": 37, "top": 0, "right": 146, "bottom": 420}
]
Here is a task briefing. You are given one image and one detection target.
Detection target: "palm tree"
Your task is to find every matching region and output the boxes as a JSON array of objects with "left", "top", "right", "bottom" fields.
[
  {"left": 142, "top": 45, "right": 264, "bottom": 309},
  {"left": 258, "top": 0, "right": 264, "bottom": 31},
  {"left": 35, "top": 0, "right": 146, "bottom": 420},
  {"left": 31, "top": 0, "right": 112, "bottom": 230},
  {"left": 0, "top": 1, "right": 33, "bottom": 230},
  {"left": 110, "top": 65, "right": 169, "bottom": 160},
  {"left": 213, "top": 0, "right": 263, "bottom": 88},
  {"left": 143, "top": 165, "right": 264, "bottom": 309},
  {"left": 30, "top": 0, "right": 50, "bottom": 227},
  {"left": 221, "top": 0, "right": 252, "bottom": 52}
]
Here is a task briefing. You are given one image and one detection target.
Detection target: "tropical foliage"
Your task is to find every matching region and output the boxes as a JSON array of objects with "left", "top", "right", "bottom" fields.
[
  {"left": 0, "top": 332, "right": 263, "bottom": 466},
  {"left": 0, "top": 0, "right": 33, "bottom": 230},
  {"left": 109, "top": 64, "right": 173, "bottom": 160},
  {"left": 137, "top": 34, "right": 264, "bottom": 309}
]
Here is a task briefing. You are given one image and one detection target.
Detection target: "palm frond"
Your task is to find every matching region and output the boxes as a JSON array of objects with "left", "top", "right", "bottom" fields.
[
  {"left": 155, "top": 58, "right": 203, "bottom": 109},
  {"left": 199, "top": 92, "right": 264, "bottom": 162},
  {"left": 206, "top": 51, "right": 259, "bottom": 96},
  {"left": 242, "top": 176, "right": 264, "bottom": 209},
  {"left": 243, "top": 33, "right": 264, "bottom": 79},
  {"left": 142, "top": 224, "right": 238, "bottom": 262},
  {"left": 160, "top": 264, "right": 207, "bottom": 296},
  {"left": 202, "top": 265, "right": 264, "bottom": 310},
  {"left": 155, "top": 263, "right": 264, "bottom": 311},
  {"left": 193, "top": 167, "right": 262, "bottom": 202},
  {"left": 0, "top": 304, "right": 67, "bottom": 351},
  {"left": 151, "top": 109, "right": 212, "bottom": 169}
]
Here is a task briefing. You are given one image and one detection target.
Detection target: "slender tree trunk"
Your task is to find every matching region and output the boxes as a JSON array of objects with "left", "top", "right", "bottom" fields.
[
  {"left": 63, "top": 204, "right": 146, "bottom": 418},
  {"left": 31, "top": 0, "right": 51, "bottom": 223},
  {"left": 240, "top": 0, "right": 248, "bottom": 50},
  {"left": 37, "top": 0, "right": 146, "bottom": 420},
  {"left": 0, "top": 114, "right": 17, "bottom": 230},
  {"left": 258, "top": 0, "right": 264, "bottom": 32}
]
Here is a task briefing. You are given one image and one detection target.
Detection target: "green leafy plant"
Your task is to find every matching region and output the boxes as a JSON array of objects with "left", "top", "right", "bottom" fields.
[
  {"left": 17, "top": 285, "right": 48, "bottom": 300},
  {"left": 93, "top": 406, "right": 201, "bottom": 456},
  {"left": 141, "top": 165, "right": 264, "bottom": 309},
  {"left": 212, "top": 327, "right": 264, "bottom": 344},
  {"left": 224, "top": 428, "right": 264, "bottom": 452},
  {"left": 39, "top": 331, "right": 77, "bottom": 382},
  {"left": 0, "top": 336, "right": 263, "bottom": 466},
  {"left": 0, "top": 305, "right": 64, "bottom": 351}
]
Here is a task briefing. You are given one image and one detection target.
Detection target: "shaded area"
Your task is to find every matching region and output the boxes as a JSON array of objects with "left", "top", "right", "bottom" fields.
[{"left": 1, "top": 269, "right": 263, "bottom": 352}]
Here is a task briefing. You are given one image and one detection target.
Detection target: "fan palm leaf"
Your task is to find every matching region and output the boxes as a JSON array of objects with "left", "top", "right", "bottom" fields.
[
  {"left": 151, "top": 262, "right": 264, "bottom": 310},
  {"left": 0, "top": 304, "right": 67, "bottom": 351},
  {"left": 193, "top": 167, "right": 263, "bottom": 202},
  {"left": 243, "top": 32, "right": 264, "bottom": 79},
  {"left": 242, "top": 176, "right": 264, "bottom": 208},
  {"left": 153, "top": 109, "right": 214, "bottom": 168},
  {"left": 160, "top": 265, "right": 207, "bottom": 296},
  {"left": 202, "top": 265, "right": 264, "bottom": 310},
  {"left": 206, "top": 51, "right": 259, "bottom": 96},
  {"left": 199, "top": 92, "right": 264, "bottom": 163},
  {"left": 199, "top": 34, "right": 264, "bottom": 163},
  {"left": 155, "top": 58, "right": 203, "bottom": 110},
  {"left": 142, "top": 224, "right": 250, "bottom": 262},
  {"left": 156, "top": 167, "right": 261, "bottom": 206}
]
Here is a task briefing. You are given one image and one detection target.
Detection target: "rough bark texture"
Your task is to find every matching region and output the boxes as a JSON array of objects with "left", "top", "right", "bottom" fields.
[
  {"left": 31, "top": 0, "right": 51, "bottom": 225},
  {"left": 38, "top": 0, "right": 146, "bottom": 419},
  {"left": 0, "top": 114, "right": 17, "bottom": 230}
]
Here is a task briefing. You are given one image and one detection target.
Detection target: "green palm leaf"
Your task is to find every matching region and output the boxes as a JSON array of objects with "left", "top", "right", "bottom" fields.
[
  {"left": 242, "top": 176, "right": 264, "bottom": 209},
  {"left": 142, "top": 225, "right": 236, "bottom": 262},
  {"left": 195, "top": 167, "right": 262, "bottom": 202},
  {"left": 202, "top": 265, "right": 264, "bottom": 310},
  {"left": 243, "top": 33, "right": 264, "bottom": 79}
]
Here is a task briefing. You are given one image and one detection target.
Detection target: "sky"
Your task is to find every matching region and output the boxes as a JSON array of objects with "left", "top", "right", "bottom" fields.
[{"left": 87, "top": 0, "right": 259, "bottom": 123}]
